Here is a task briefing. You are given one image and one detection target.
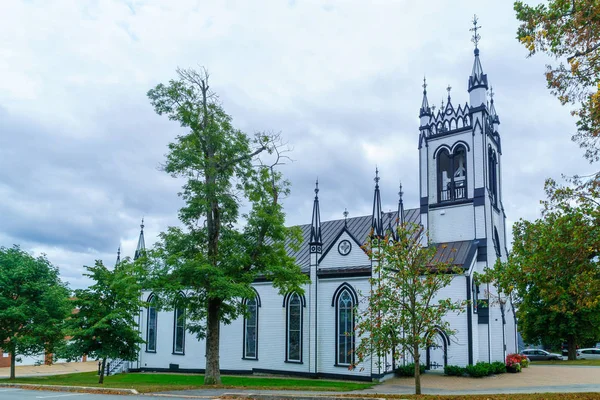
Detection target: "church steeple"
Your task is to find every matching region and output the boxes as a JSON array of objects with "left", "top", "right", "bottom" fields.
[
  {"left": 419, "top": 76, "right": 431, "bottom": 124},
  {"left": 468, "top": 15, "right": 488, "bottom": 105},
  {"left": 371, "top": 168, "right": 384, "bottom": 238},
  {"left": 115, "top": 246, "right": 121, "bottom": 267},
  {"left": 134, "top": 218, "right": 146, "bottom": 260},
  {"left": 309, "top": 180, "right": 322, "bottom": 246}
]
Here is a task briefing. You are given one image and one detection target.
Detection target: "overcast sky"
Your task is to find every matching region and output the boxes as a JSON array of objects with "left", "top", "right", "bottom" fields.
[{"left": 0, "top": 0, "right": 593, "bottom": 289}]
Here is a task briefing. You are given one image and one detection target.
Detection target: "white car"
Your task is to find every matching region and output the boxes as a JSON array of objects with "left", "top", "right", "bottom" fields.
[{"left": 577, "top": 348, "right": 600, "bottom": 360}]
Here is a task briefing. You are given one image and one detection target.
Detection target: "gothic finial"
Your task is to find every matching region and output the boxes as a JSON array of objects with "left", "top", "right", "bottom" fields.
[
  {"left": 398, "top": 181, "right": 404, "bottom": 200},
  {"left": 431, "top": 105, "right": 436, "bottom": 114},
  {"left": 489, "top": 86, "right": 495, "bottom": 101},
  {"left": 470, "top": 14, "right": 481, "bottom": 51},
  {"left": 116, "top": 245, "right": 121, "bottom": 266},
  {"left": 446, "top": 84, "right": 452, "bottom": 102},
  {"left": 141, "top": 217, "right": 145, "bottom": 231},
  {"left": 374, "top": 167, "right": 380, "bottom": 185},
  {"left": 441, "top": 98, "right": 445, "bottom": 111},
  {"left": 314, "top": 178, "right": 319, "bottom": 197},
  {"left": 422, "top": 76, "right": 427, "bottom": 94},
  {"left": 343, "top": 208, "right": 349, "bottom": 226}
]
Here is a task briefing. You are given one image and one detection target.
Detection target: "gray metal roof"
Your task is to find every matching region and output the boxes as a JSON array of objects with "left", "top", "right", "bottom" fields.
[
  {"left": 286, "top": 208, "right": 420, "bottom": 272},
  {"left": 430, "top": 240, "right": 477, "bottom": 268}
]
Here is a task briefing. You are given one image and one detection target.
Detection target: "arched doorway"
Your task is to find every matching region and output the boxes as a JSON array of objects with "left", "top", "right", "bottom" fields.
[{"left": 426, "top": 328, "right": 449, "bottom": 370}]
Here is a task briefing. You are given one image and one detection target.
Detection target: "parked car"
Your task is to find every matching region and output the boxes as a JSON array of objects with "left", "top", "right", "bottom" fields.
[
  {"left": 577, "top": 348, "right": 600, "bottom": 360},
  {"left": 520, "top": 349, "right": 563, "bottom": 361}
]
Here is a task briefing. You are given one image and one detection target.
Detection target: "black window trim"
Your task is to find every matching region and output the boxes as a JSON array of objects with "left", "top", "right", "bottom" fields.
[
  {"left": 146, "top": 293, "right": 158, "bottom": 353},
  {"left": 332, "top": 283, "right": 358, "bottom": 367},
  {"left": 242, "top": 288, "right": 261, "bottom": 360},
  {"left": 172, "top": 292, "right": 186, "bottom": 355},
  {"left": 284, "top": 292, "right": 305, "bottom": 364}
]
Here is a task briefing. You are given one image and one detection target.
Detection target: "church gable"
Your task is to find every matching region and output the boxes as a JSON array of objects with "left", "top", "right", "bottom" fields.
[{"left": 319, "top": 228, "right": 369, "bottom": 269}]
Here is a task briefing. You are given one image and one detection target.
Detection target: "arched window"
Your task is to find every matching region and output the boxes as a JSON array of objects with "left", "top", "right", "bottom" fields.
[
  {"left": 286, "top": 293, "right": 303, "bottom": 362},
  {"left": 146, "top": 294, "right": 158, "bottom": 353},
  {"left": 488, "top": 148, "right": 498, "bottom": 206},
  {"left": 173, "top": 295, "right": 185, "bottom": 355},
  {"left": 332, "top": 284, "right": 357, "bottom": 366},
  {"left": 437, "top": 146, "right": 467, "bottom": 202},
  {"left": 243, "top": 294, "right": 259, "bottom": 359}
]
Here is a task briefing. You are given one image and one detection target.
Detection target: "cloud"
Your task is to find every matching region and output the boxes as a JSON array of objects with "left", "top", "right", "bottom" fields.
[{"left": 0, "top": 0, "right": 593, "bottom": 288}]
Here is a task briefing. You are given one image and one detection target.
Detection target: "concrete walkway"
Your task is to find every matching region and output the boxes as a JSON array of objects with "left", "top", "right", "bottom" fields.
[
  {"left": 156, "top": 365, "right": 600, "bottom": 397},
  {"left": 0, "top": 361, "right": 98, "bottom": 378}
]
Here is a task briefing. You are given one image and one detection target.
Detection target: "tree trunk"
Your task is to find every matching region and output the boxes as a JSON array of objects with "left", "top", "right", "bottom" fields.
[
  {"left": 413, "top": 345, "right": 421, "bottom": 395},
  {"left": 9, "top": 351, "right": 15, "bottom": 380},
  {"left": 204, "top": 298, "right": 222, "bottom": 385},
  {"left": 567, "top": 335, "right": 577, "bottom": 361},
  {"left": 98, "top": 358, "right": 106, "bottom": 384}
]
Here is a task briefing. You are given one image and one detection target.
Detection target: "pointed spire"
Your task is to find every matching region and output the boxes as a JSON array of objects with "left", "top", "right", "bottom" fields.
[
  {"left": 371, "top": 168, "right": 384, "bottom": 238},
  {"left": 134, "top": 218, "right": 146, "bottom": 260},
  {"left": 468, "top": 14, "right": 488, "bottom": 93},
  {"left": 309, "top": 179, "right": 322, "bottom": 245},
  {"left": 343, "top": 208, "right": 349, "bottom": 227},
  {"left": 489, "top": 86, "right": 500, "bottom": 124},
  {"left": 398, "top": 181, "right": 405, "bottom": 225},
  {"left": 115, "top": 246, "right": 121, "bottom": 267},
  {"left": 419, "top": 76, "right": 431, "bottom": 118}
]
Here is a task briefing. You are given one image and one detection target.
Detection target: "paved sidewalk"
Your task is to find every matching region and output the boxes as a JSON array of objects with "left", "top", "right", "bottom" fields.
[
  {"left": 156, "top": 365, "right": 600, "bottom": 397},
  {"left": 0, "top": 361, "right": 98, "bottom": 378}
]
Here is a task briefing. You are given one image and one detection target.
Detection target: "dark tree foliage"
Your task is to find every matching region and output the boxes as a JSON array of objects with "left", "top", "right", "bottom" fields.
[{"left": 0, "top": 246, "right": 71, "bottom": 379}]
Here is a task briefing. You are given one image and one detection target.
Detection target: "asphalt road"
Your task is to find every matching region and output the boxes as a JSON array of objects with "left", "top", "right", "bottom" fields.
[{"left": 0, "top": 388, "right": 204, "bottom": 400}]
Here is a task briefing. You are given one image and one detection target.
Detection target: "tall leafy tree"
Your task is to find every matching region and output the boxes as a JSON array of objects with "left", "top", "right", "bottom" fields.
[
  {"left": 515, "top": 0, "right": 600, "bottom": 161},
  {"left": 146, "top": 68, "right": 308, "bottom": 384},
  {"left": 486, "top": 190, "right": 600, "bottom": 360},
  {"left": 66, "top": 259, "right": 145, "bottom": 384},
  {"left": 353, "top": 223, "right": 466, "bottom": 395},
  {"left": 0, "top": 245, "right": 71, "bottom": 379}
]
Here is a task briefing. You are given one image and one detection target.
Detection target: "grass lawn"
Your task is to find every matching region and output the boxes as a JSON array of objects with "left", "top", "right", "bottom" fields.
[
  {"left": 532, "top": 359, "right": 600, "bottom": 366},
  {"left": 4, "top": 371, "right": 374, "bottom": 393}
]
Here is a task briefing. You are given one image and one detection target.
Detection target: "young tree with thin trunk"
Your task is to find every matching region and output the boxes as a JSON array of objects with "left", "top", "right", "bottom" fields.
[
  {"left": 65, "top": 259, "right": 145, "bottom": 384},
  {"left": 353, "top": 223, "right": 466, "bottom": 395},
  {"left": 0, "top": 245, "right": 71, "bottom": 379},
  {"left": 146, "top": 67, "right": 308, "bottom": 385}
]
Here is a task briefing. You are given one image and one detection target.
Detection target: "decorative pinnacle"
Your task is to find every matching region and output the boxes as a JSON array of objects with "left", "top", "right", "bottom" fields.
[
  {"left": 446, "top": 84, "right": 452, "bottom": 102},
  {"left": 470, "top": 14, "right": 481, "bottom": 50},
  {"left": 489, "top": 86, "right": 495, "bottom": 101},
  {"left": 314, "top": 179, "right": 319, "bottom": 197},
  {"left": 117, "top": 246, "right": 121, "bottom": 257},
  {"left": 140, "top": 217, "right": 145, "bottom": 231},
  {"left": 343, "top": 208, "right": 349, "bottom": 220},
  {"left": 374, "top": 167, "right": 380, "bottom": 185},
  {"left": 398, "top": 181, "right": 404, "bottom": 200},
  {"left": 422, "top": 76, "right": 427, "bottom": 94},
  {"left": 431, "top": 105, "right": 436, "bottom": 114},
  {"left": 441, "top": 98, "right": 445, "bottom": 111}
]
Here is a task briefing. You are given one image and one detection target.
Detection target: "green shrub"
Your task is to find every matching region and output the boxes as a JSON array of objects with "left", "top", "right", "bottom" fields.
[
  {"left": 444, "top": 365, "right": 466, "bottom": 376},
  {"left": 394, "top": 363, "right": 426, "bottom": 377},
  {"left": 465, "top": 361, "right": 492, "bottom": 377},
  {"left": 520, "top": 358, "right": 530, "bottom": 368},
  {"left": 491, "top": 361, "right": 507, "bottom": 374}
]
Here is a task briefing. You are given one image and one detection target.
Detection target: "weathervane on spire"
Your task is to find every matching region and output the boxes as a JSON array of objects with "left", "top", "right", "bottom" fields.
[{"left": 470, "top": 14, "right": 481, "bottom": 49}]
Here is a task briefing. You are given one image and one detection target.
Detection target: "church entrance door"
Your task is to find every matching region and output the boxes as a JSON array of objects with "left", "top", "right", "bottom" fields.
[{"left": 427, "top": 333, "right": 446, "bottom": 370}]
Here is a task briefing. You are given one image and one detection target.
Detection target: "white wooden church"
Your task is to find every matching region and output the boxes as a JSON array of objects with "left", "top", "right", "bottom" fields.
[{"left": 127, "top": 27, "right": 518, "bottom": 381}]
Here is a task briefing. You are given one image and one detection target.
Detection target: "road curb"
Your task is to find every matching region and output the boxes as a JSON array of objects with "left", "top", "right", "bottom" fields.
[
  {"left": 0, "top": 382, "right": 139, "bottom": 395},
  {"left": 146, "top": 394, "right": 387, "bottom": 400}
]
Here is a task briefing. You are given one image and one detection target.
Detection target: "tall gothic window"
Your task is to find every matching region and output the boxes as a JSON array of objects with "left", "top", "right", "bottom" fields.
[
  {"left": 286, "top": 293, "right": 302, "bottom": 362},
  {"left": 437, "top": 146, "right": 467, "bottom": 202},
  {"left": 488, "top": 148, "right": 498, "bottom": 207},
  {"left": 336, "top": 289, "right": 354, "bottom": 365},
  {"left": 173, "top": 295, "right": 185, "bottom": 355},
  {"left": 146, "top": 294, "right": 158, "bottom": 352},
  {"left": 243, "top": 296, "right": 259, "bottom": 359}
]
